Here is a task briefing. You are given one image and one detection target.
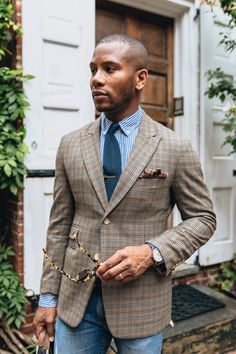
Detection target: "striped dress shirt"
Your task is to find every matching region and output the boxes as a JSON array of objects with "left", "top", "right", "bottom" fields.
[{"left": 39, "top": 107, "right": 143, "bottom": 307}]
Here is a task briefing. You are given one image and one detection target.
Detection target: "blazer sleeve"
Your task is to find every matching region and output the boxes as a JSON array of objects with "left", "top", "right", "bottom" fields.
[
  {"left": 40, "top": 136, "right": 75, "bottom": 294},
  {"left": 147, "top": 138, "right": 216, "bottom": 276}
]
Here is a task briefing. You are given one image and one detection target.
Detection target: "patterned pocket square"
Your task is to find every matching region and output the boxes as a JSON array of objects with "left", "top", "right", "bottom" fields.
[{"left": 138, "top": 168, "right": 168, "bottom": 179}]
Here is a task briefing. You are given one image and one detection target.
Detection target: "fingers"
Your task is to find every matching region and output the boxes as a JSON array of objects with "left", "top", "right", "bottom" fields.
[
  {"left": 96, "top": 245, "right": 153, "bottom": 283},
  {"left": 97, "top": 249, "right": 126, "bottom": 277},
  {"left": 113, "top": 269, "right": 136, "bottom": 282},
  {"left": 97, "top": 249, "right": 128, "bottom": 281},
  {"left": 46, "top": 322, "right": 55, "bottom": 342},
  {"left": 34, "top": 324, "right": 44, "bottom": 340},
  {"left": 37, "top": 329, "right": 50, "bottom": 349},
  {"left": 101, "top": 261, "right": 130, "bottom": 281},
  {"left": 33, "top": 307, "right": 57, "bottom": 340}
]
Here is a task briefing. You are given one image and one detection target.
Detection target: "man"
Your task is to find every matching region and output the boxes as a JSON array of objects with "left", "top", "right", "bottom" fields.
[{"left": 34, "top": 34, "right": 216, "bottom": 353}]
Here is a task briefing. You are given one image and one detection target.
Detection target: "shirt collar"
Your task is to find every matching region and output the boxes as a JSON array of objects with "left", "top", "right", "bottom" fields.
[{"left": 100, "top": 106, "right": 143, "bottom": 137}]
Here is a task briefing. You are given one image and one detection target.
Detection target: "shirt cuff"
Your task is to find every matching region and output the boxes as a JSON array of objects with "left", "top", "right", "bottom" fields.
[{"left": 39, "top": 293, "right": 58, "bottom": 308}]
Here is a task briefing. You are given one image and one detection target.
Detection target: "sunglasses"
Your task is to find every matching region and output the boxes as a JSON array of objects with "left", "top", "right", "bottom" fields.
[{"left": 43, "top": 239, "right": 101, "bottom": 283}]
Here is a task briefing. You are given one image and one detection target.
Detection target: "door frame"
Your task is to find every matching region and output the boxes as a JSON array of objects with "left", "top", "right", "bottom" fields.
[{"left": 109, "top": 0, "right": 199, "bottom": 263}]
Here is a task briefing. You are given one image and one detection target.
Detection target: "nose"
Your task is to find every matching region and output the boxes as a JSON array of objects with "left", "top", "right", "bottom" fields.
[{"left": 91, "top": 69, "right": 105, "bottom": 88}]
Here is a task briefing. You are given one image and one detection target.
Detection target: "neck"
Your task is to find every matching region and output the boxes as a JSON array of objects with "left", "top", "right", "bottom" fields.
[{"left": 104, "top": 105, "right": 140, "bottom": 123}]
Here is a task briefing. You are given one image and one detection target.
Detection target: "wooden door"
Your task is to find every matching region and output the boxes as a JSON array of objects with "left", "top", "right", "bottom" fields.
[{"left": 96, "top": 0, "right": 174, "bottom": 127}]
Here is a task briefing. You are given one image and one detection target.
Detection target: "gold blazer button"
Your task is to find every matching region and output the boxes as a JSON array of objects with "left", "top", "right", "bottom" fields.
[
  {"left": 103, "top": 218, "right": 110, "bottom": 225},
  {"left": 70, "top": 232, "right": 77, "bottom": 240}
]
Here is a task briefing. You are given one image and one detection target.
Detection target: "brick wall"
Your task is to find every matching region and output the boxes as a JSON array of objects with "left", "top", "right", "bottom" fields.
[
  {"left": 15, "top": 0, "right": 22, "bottom": 68},
  {"left": 3, "top": 0, "right": 24, "bottom": 283},
  {"left": 0, "top": 0, "right": 24, "bottom": 281},
  {"left": 3, "top": 190, "right": 24, "bottom": 284},
  {"left": 173, "top": 264, "right": 221, "bottom": 287}
]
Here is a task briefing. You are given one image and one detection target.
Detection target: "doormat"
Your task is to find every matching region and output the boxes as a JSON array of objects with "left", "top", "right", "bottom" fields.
[{"left": 172, "top": 284, "right": 225, "bottom": 322}]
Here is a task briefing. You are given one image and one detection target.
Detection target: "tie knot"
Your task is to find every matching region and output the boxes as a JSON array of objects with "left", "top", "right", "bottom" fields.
[{"left": 107, "top": 122, "right": 120, "bottom": 135}]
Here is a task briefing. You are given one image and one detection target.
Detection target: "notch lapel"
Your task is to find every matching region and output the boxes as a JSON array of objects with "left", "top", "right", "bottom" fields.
[
  {"left": 104, "top": 114, "right": 162, "bottom": 218},
  {"left": 81, "top": 118, "right": 108, "bottom": 211}
]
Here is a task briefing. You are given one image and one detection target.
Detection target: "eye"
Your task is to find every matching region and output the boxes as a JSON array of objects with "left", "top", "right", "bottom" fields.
[
  {"left": 106, "top": 67, "right": 115, "bottom": 73},
  {"left": 90, "top": 67, "right": 97, "bottom": 75}
]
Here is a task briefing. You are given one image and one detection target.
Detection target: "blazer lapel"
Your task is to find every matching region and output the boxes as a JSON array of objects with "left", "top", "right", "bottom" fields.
[
  {"left": 81, "top": 118, "right": 108, "bottom": 210},
  {"left": 104, "top": 114, "right": 162, "bottom": 217}
]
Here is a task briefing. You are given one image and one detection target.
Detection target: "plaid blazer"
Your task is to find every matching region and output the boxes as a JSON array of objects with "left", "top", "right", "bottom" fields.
[{"left": 40, "top": 113, "right": 216, "bottom": 338}]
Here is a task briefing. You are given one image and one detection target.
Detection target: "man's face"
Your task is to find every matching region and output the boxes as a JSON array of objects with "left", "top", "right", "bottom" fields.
[{"left": 90, "top": 43, "right": 139, "bottom": 118}]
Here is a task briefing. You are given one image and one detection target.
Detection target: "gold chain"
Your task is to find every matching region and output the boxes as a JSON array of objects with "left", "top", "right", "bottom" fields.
[{"left": 43, "top": 242, "right": 101, "bottom": 283}]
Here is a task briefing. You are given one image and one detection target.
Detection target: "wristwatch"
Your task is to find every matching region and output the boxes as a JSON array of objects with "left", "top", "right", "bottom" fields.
[
  {"left": 146, "top": 242, "right": 166, "bottom": 274},
  {"left": 151, "top": 247, "right": 164, "bottom": 265}
]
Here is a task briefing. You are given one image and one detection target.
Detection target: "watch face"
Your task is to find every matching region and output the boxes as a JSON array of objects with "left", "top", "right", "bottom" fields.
[{"left": 153, "top": 248, "right": 163, "bottom": 263}]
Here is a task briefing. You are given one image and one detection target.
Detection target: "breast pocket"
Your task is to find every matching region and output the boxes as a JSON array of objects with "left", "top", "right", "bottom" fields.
[{"left": 136, "top": 178, "right": 168, "bottom": 191}]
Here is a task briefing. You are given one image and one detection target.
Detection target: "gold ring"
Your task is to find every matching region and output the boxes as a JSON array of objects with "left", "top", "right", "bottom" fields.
[{"left": 119, "top": 273, "right": 124, "bottom": 280}]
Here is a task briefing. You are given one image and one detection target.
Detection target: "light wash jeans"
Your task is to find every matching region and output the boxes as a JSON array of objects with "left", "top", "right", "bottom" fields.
[{"left": 55, "top": 287, "right": 163, "bottom": 354}]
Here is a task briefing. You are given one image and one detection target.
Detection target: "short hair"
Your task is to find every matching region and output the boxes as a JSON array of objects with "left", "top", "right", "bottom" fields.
[{"left": 97, "top": 34, "right": 148, "bottom": 70}]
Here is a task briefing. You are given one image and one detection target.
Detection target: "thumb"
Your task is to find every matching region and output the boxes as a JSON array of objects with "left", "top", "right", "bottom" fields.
[{"left": 46, "top": 322, "right": 55, "bottom": 341}]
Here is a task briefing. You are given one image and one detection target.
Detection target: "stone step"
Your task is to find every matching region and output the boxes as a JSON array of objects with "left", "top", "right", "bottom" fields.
[{"left": 163, "top": 284, "right": 236, "bottom": 354}]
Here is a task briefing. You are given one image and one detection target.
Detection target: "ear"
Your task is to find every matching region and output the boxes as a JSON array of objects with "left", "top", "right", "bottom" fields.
[{"left": 135, "top": 69, "right": 148, "bottom": 91}]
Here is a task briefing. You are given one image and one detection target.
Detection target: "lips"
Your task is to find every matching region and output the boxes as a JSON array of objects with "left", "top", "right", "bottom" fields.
[{"left": 92, "top": 90, "right": 108, "bottom": 98}]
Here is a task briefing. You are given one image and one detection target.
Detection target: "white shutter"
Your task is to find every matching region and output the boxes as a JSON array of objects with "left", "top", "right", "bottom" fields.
[
  {"left": 199, "top": 5, "right": 236, "bottom": 266},
  {"left": 22, "top": 0, "right": 95, "bottom": 292}
]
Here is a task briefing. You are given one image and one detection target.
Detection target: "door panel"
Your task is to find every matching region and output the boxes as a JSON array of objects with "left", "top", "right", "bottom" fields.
[
  {"left": 96, "top": 0, "right": 174, "bottom": 127},
  {"left": 199, "top": 5, "right": 236, "bottom": 265},
  {"left": 23, "top": 0, "right": 95, "bottom": 169},
  {"left": 24, "top": 178, "right": 53, "bottom": 293}
]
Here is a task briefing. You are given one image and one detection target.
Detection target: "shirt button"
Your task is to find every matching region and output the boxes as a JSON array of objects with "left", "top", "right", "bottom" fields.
[{"left": 103, "top": 218, "right": 110, "bottom": 225}]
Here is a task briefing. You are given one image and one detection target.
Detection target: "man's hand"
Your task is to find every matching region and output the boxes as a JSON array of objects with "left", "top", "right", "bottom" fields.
[
  {"left": 33, "top": 307, "right": 57, "bottom": 348},
  {"left": 96, "top": 244, "right": 154, "bottom": 283}
]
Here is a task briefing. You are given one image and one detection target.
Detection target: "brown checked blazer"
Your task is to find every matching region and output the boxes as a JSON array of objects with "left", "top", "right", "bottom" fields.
[{"left": 40, "top": 113, "right": 216, "bottom": 339}]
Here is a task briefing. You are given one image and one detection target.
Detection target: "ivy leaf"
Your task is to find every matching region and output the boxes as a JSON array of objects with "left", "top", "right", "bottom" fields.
[
  {"left": 8, "top": 159, "right": 17, "bottom": 167},
  {"left": 16, "top": 151, "right": 24, "bottom": 162},
  {"left": 3, "top": 278, "right": 9, "bottom": 288},
  {"left": 3, "top": 163, "right": 11, "bottom": 176},
  {"left": 19, "top": 143, "right": 29, "bottom": 154},
  {"left": 9, "top": 184, "right": 18, "bottom": 195}
]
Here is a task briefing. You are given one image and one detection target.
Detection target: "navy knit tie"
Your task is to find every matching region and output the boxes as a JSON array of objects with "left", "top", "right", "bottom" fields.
[{"left": 103, "top": 122, "right": 121, "bottom": 201}]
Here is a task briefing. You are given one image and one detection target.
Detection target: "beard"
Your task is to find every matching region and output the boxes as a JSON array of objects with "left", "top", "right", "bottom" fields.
[{"left": 95, "top": 87, "right": 136, "bottom": 114}]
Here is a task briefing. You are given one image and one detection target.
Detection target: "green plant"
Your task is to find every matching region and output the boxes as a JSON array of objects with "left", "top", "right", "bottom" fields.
[
  {"left": 0, "top": 239, "right": 35, "bottom": 353},
  {"left": 0, "top": 0, "right": 22, "bottom": 61},
  {"left": 0, "top": 0, "right": 33, "bottom": 195},
  {"left": 204, "top": 0, "right": 236, "bottom": 154},
  {"left": 0, "top": 67, "right": 32, "bottom": 195},
  {"left": 0, "top": 243, "right": 26, "bottom": 328},
  {"left": 206, "top": 68, "right": 236, "bottom": 153},
  {"left": 0, "top": 2, "right": 35, "bottom": 352},
  {"left": 215, "top": 256, "right": 236, "bottom": 297}
]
